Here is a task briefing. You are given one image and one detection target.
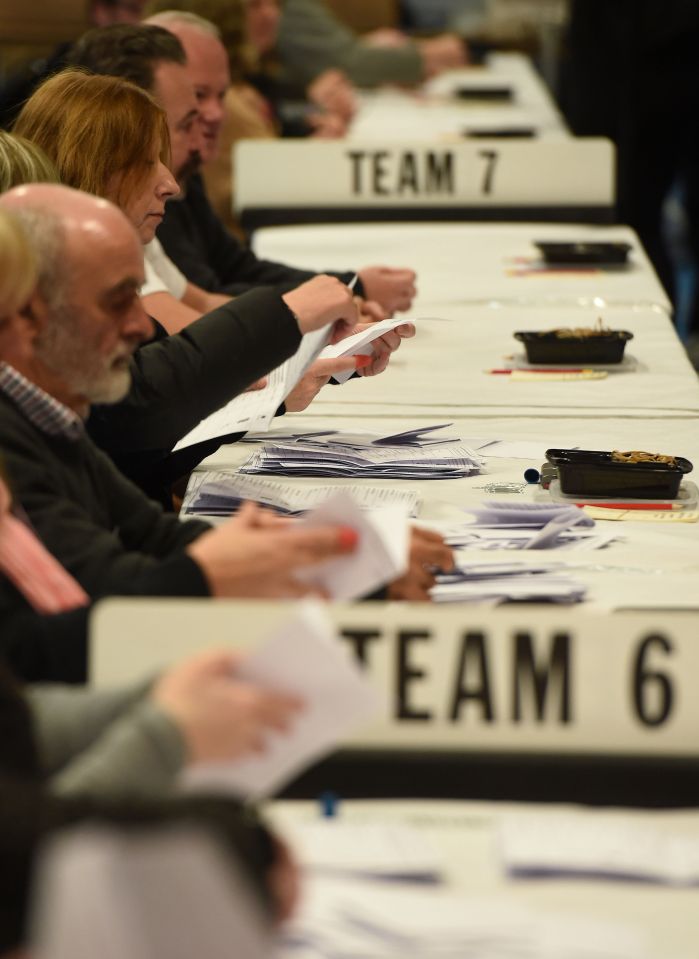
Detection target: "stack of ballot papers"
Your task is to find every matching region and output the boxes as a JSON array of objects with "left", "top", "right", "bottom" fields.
[
  {"left": 181, "top": 471, "right": 420, "bottom": 517},
  {"left": 499, "top": 813, "right": 699, "bottom": 886},
  {"left": 241, "top": 423, "right": 461, "bottom": 447},
  {"left": 241, "top": 440, "right": 483, "bottom": 480},
  {"left": 281, "top": 877, "right": 649, "bottom": 959},
  {"left": 284, "top": 821, "right": 443, "bottom": 883},
  {"left": 430, "top": 561, "right": 587, "bottom": 604},
  {"left": 427, "top": 502, "right": 620, "bottom": 552},
  {"left": 182, "top": 601, "right": 380, "bottom": 798}
]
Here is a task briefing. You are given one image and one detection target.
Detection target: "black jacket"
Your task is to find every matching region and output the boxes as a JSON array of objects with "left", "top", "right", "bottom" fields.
[
  {"left": 86, "top": 285, "right": 302, "bottom": 507},
  {"left": 157, "top": 174, "right": 360, "bottom": 297}
]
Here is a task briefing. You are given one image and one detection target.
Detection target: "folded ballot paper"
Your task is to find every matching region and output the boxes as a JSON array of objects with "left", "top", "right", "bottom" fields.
[
  {"left": 318, "top": 316, "right": 418, "bottom": 384},
  {"left": 181, "top": 602, "right": 380, "bottom": 798},
  {"left": 173, "top": 324, "right": 331, "bottom": 452},
  {"left": 242, "top": 423, "right": 460, "bottom": 447},
  {"left": 181, "top": 470, "right": 420, "bottom": 518},
  {"left": 500, "top": 813, "right": 699, "bottom": 886},
  {"left": 240, "top": 435, "right": 483, "bottom": 480},
  {"left": 282, "top": 876, "right": 650, "bottom": 959}
]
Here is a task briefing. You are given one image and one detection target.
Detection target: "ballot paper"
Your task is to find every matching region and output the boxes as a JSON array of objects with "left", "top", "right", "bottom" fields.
[
  {"left": 295, "top": 491, "right": 409, "bottom": 599},
  {"left": 31, "top": 827, "right": 272, "bottom": 959},
  {"left": 282, "top": 876, "right": 649, "bottom": 959},
  {"left": 424, "top": 503, "right": 618, "bottom": 552},
  {"left": 431, "top": 561, "right": 587, "bottom": 604},
  {"left": 242, "top": 423, "right": 460, "bottom": 447},
  {"left": 173, "top": 325, "right": 330, "bottom": 451},
  {"left": 500, "top": 813, "right": 699, "bottom": 886},
  {"left": 241, "top": 441, "right": 484, "bottom": 480},
  {"left": 319, "top": 317, "right": 418, "bottom": 384},
  {"left": 285, "top": 821, "right": 443, "bottom": 882},
  {"left": 181, "top": 470, "right": 420, "bottom": 517},
  {"left": 182, "top": 602, "right": 380, "bottom": 798}
]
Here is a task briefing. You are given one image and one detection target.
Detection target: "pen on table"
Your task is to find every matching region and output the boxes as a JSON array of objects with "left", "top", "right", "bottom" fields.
[
  {"left": 576, "top": 502, "right": 681, "bottom": 511},
  {"left": 486, "top": 368, "right": 594, "bottom": 374}
]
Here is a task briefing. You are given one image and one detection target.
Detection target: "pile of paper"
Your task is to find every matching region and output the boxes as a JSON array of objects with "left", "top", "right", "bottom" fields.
[
  {"left": 431, "top": 561, "right": 587, "bottom": 604},
  {"left": 500, "top": 813, "right": 699, "bottom": 886},
  {"left": 241, "top": 423, "right": 461, "bottom": 447},
  {"left": 240, "top": 440, "right": 483, "bottom": 480},
  {"left": 285, "top": 821, "right": 443, "bottom": 883},
  {"left": 282, "top": 877, "right": 649, "bottom": 959},
  {"left": 427, "top": 502, "right": 619, "bottom": 552},
  {"left": 182, "top": 471, "right": 420, "bottom": 517}
]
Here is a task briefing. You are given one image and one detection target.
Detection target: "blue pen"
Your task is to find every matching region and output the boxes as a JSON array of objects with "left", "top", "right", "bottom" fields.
[{"left": 319, "top": 790, "right": 340, "bottom": 818}]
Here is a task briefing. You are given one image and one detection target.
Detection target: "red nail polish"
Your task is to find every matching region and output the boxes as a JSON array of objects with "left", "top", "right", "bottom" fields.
[
  {"left": 338, "top": 527, "right": 359, "bottom": 549},
  {"left": 354, "top": 354, "right": 372, "bottom": 369}
]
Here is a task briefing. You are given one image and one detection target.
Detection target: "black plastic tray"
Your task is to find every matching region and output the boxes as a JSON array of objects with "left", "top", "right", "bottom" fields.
[
  {"left": 514, "top": 330, "right": 633, "bottom": 365},
  {"left": 545, "top": 448, "right": 693, "bottom": 499},
  {"left": 535, "top": 241, "right": 632, "bottom": 265},
  {"left": 455, "top": 85, "right": 513, "bottom": 101}
]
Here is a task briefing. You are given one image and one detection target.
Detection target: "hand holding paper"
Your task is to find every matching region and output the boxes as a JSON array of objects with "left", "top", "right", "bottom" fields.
[{"left": 182, "top": 602, "right": 380, "bottom": 797}]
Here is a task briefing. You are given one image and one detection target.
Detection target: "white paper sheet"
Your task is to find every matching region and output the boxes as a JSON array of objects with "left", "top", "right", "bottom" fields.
[
  {"left": 500, "top": 813, "right": 699, "bottom": 886},
  {"left": 181, "top": 470, "right": 420, "bottom": 517},
  {"left": 320, "top": 317, "right": 419, "bottom": 384},
  {"left": 295, "top": 491, "right": 409, "bottom": 599},
  {"left": 173, "top": 326, "right": 331, "bottom": 451},
  {"left": 181, "top": 602, "right": 380, "bottom": 798}
]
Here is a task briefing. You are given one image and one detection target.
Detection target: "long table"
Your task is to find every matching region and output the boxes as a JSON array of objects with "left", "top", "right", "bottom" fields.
[{"left": 352, "top": 53, "right": 568, "bottom": 141}]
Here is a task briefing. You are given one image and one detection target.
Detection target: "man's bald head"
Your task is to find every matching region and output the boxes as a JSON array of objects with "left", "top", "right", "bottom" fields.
[
  {"left": 145, "top": 12, "right": 230, "bottom": 164},
  {"left": 0, "top": 184, "right": 152, "bottom": 415},
  {"left": 0, "top": 184, "right": 141, "bottom": 306}
]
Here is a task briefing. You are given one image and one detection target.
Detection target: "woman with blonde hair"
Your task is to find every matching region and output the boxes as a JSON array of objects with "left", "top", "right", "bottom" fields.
[{"left": 0, "top": 132, "right": 59, "bottom": 195}]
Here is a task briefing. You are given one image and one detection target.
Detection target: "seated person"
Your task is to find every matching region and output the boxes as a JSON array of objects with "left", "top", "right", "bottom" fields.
[
  {"left": 65, "top": 24, "right": 417, "bottom": 318},
  {"left": 277, "top": 0, "right": 468, "bottom": 89},
  {"left": 0, "top": 660, "right": 299, "bottom": 955},
  {"left": 0, "top": 127, "right": 371, "bottom": 505},
  {"left": 0, "top": 200, "right": 454, "bottom": 654},
  {"left": 147, "top": 0, "right": 355, "bottom": 139}
]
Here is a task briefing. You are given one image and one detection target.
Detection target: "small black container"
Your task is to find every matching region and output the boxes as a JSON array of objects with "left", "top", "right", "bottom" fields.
[
  {"left": 545, "top": 448, "right": 693, "bottom": 499},
  {"left": 535, "top": 241, "right": 632, "bottom": 265},
  {"left": 455, "top": 85, "right": 513, "bottom": 102},
  {"left": 514, "top": 330, "right": 633, "bottom": 365}
]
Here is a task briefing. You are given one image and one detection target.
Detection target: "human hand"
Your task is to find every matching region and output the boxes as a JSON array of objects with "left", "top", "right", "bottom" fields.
[
  {"left": 362, "top": 28, "right": 411, "bottom": 49},
  {"left": 418, "top": 35, "right": 467, "bottom": 78},
  {"left": 386, "top": 526, "right": 454, "bottom": 601},
  {"left": 357, "top": 266, "right": 417, "bottom": 315},
  {"left": 307, "top": 111, "right": 347, "bottom": 139},
  {"left": 355, "top": 296, "right": 387, "bottom": 323},
  {"left": 186, "top": 501, "right": 359, "bottom": 598},
  {"left": 244, "top": 376, "right": 268, "bottom": 392},
  {"left": 267, "top": 835, "right": 302, "bottom": 923},
  {"left": 336, "top": 320, "right": 415, "bottom": 377},
  {"left": 284, "top": 356, "right": 370, "bottom": 411},
  {"left": 152, "top": 649, "right": 303, "bottom": 764},
  {"left": 307, "top": 69, "right": 357, "bottom": 122},
  {"left": 283, "top": 274, "right": 359, "bottom": 339}
]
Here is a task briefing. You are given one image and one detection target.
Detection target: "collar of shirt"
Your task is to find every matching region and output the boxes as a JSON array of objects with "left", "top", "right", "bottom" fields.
[{"left": 0, "top": 363, "right": 84, "bottom": 441}]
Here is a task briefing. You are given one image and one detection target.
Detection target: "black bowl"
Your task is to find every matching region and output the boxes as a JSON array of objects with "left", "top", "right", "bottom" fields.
[
  {"left": 545, "top": 448, "right": 693, "bottom": 499},
  {"left": 535, "top": 241, "right": 632, "bottom": 266},
  {"left": 514, "top": 330, "right": 633, "bottom": 365}
]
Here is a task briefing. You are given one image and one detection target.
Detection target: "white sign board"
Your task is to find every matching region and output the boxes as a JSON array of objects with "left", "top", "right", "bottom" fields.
[
  {"left": 235, "top": 138, "right": 614, "bottom": 212},
  {"left": 91, "top": 599, "right": 699, "bottom": 758}
]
